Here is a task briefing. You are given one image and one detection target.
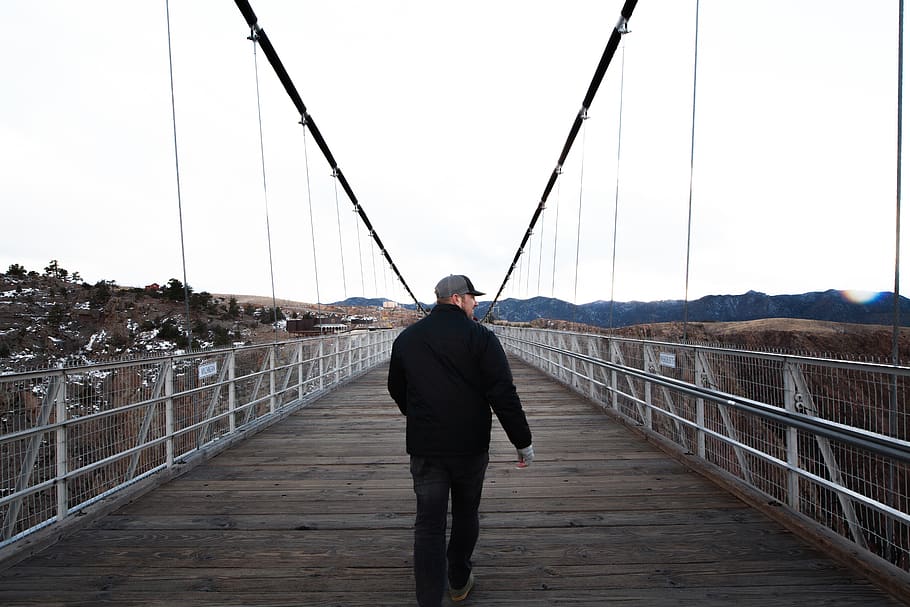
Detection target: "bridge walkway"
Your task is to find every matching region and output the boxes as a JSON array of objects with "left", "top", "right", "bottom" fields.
[{"left": 0, "top": 358, "right": 901, "bottom": 606}]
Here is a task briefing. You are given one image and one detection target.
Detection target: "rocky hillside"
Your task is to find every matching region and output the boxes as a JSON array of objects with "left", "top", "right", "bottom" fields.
[
  {"left": 3, "top": 264, "right": 907, "bottom": 372},
  {"left": 523, "top": 317, "right": 910, "bottom": 363},
  {"left": 0, "top": 269, "right": 418, "bottom": 372},
  {"left": 474, "top": 290, "right": 910, "bottom": 328}
]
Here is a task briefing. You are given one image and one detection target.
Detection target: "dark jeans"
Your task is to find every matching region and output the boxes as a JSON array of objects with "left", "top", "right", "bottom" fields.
[{"left": 410, "top": 453, "right": 489, "bottom": 607}]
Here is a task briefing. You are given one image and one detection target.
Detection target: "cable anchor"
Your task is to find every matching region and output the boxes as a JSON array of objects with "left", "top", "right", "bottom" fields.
[
  {"left": 247, "top": 25, "right": 262, "bottom": 43},
  {"left": 615, "top": 16, "right": 630, "bottom": 35}
]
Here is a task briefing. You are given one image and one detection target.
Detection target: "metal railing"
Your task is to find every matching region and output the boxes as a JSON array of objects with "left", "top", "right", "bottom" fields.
[
  {"left": 0, "top": 329, "right": 399, "bottom": 551},
  {"left": 494, "top": 325, "right": 910, "bottom": 575}
]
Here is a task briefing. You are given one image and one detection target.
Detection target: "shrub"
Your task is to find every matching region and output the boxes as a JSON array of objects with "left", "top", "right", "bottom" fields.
[
  {"left": 7, "top": 263, "right": 26, "bottom": 277},
  {"left": 212, "top": 325, "right": 231, "bottom": 347},
  {"left": 47, "top": 303, "right": 66, "bottom": 326},
  {"left": 157, "top": 320, "right": 182, "bottom": 341}
]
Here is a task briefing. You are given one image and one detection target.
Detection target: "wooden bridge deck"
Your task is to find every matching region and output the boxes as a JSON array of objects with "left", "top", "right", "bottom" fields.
[{"left": 0, "top": 358, "right": 902, "bottom": 606}]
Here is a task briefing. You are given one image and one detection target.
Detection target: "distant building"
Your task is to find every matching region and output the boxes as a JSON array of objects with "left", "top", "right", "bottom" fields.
[
  {"left": 144, "top": 283, "right": 160, "bottom": 293},
  {"left": 383, "top": 301, "right": 398, "bottom": 309},
  {"left": 286, "top": 317, "right": 317, "bottom": 334}
]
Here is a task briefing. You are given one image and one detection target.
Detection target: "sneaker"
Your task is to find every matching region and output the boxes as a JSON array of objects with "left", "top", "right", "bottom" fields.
[{"left": 449, "top": 572, "right": 475, "bottom": 602}]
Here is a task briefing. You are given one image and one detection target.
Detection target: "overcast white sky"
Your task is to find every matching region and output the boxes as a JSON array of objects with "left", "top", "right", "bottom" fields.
[{"left": 0, "top": 1, "right": 904, "bottom": 307}]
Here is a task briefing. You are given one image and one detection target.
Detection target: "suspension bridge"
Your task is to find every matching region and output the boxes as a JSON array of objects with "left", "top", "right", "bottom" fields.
[{"left": 2, "top": 1, "right": 910, "bottom": 605}]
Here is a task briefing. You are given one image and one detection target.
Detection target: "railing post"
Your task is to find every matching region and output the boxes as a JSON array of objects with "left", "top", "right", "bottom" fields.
[
  {"left": 297, "top": 341, "right": 305, "bottom": 401},
  {"left": 228, "top": 350, "right": 236, "bottom": 434},
  {"left": 54, "top": 371, "right": 68, "bottom": 522},
  {"left": 269, "top": 346, "right": 277, "bottom": 414},
  {"left": 611, "top": 341, "right": 620, "bottom": 412},
  {"left": 165, "top": 360, "right": 175, "bottom": 468},
  {"left": 584, "top": 337, "right": 600, "bottom": 401},
  {"left": 694, "top": 349, "right": 707, "bottom": 459},
  {"left": 336, "top": 337, "right": 343, "bottom": 381},
  {"left": 782, "top": 361, "right": 801, "bottom": 511},
  {"left": 319, "top": 338, "right": 325, "bottom": 391}
]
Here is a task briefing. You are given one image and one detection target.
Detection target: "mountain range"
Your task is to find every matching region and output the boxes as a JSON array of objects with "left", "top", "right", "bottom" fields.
[{"left": 333, "top": 290, "right": 910, "bottom": 328}]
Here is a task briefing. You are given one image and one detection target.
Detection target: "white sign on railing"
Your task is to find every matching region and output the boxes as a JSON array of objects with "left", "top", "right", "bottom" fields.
[
  {"left": 659, "top": 352, "right": 676, "bottom": 368},
  {"left": 198, "top": 361, "right": 218, "bottom": 379}
]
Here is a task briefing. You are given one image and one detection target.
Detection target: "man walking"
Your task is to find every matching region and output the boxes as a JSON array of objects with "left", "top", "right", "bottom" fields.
[{"left": 388, "top": 274, "right": 534, "bottom": 606}]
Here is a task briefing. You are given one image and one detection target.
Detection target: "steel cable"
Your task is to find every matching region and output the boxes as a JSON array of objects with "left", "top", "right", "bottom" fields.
[
  {"left": 301, "top": 122, "right": 322, "bottom": 312},
  {"left": 609, "top": 39, "right": 628, "bottom": 330},
  {"left": 332, "top": 170, "right": 348, "bottom": 299},
  {"left": 249, "top": 31, "right": 280, "bottom": 337},
  {"left": 683, "top": 0, "right": 701, "bottom": 341},
  {"left": 164, "top": 0, "right": 194, "bottom": 349},
  {"left": 572, "top": 114, "right": 589, "bottom": 323}
]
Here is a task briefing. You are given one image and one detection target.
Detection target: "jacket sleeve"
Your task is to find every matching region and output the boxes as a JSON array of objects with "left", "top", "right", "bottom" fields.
[
  {"left": 479, "top": 330, "right": 532, "bottom": 449},
  {"left": 387, "top": 341, "right": 407, "bottom": 415}
]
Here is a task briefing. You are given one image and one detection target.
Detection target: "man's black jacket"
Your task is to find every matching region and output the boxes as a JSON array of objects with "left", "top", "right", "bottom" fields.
[{"left": 387, "top": 303, "right": 532, "bottom": 457}]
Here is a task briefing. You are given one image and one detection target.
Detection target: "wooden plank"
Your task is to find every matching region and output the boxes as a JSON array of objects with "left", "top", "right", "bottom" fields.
[{"left": 0, "top": 357, "right": 902, "bottom": 606}]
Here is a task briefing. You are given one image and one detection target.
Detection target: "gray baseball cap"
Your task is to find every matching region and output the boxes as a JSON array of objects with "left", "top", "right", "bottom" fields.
[{"left": 435, "top": 274, "right": 485, "bottom": 298}]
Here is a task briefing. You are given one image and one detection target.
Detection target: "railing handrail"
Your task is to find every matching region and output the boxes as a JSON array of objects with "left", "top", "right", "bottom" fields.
[
  {"left": 499, "top": 324, "right": 910, "bottom": 376},
  {"left": 507, "top": 334, "right": 910, "bottom": 465},
  {"left": 0, "top": 333, "right": 353, "bottom": 378}
]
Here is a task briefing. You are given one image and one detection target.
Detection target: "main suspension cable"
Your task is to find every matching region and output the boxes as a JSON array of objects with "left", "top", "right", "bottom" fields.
[
  {"left": 483, "top": 0, "right": 639, "bottom": 321},
  {"left": 234, "top": 0, "right": 426, "bottom": 314}
]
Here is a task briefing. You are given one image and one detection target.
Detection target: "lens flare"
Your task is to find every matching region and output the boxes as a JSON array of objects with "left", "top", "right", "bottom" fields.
[{"left": 841, "top": 290, "right": 882, "bottom": 304}]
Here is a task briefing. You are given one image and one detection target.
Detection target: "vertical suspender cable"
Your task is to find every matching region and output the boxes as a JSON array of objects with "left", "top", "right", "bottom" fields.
[
  {"left": 519, "top": 251, "right": 526, "bottom": 297},
  {"left": 332, "top": 170, "right": 348, "bottom": 299},
  {"left": 893, "top": 0, "right": 904, "bottom": 368},
  {"left": 683, "top": 0, "right": 701, "bottom": 341},
  {"left": 537, "top": 193, "right": 546, "bottom": 294},
  {"left": 525, "top": 228, "right": 534, "bottom": 296},
  {"left": 370, "top": 236, "right": 378, "bottom": 296},
  {"left": 164, "top": 0, "right": 194, "bottom": 349},
  {"left": 383, "top": 256, "right": 389, "bottom": 295},
  {"left": 609, "top": 40, "right": 628, "bottom": 329},
  {"left": 551, "top": 175, "right": 562, "bottom": 297},
  {"left": 889, "top": 0, "right": 904, "bottom": 565},
  {"left": 572, "top": 113, "right": 589, "bottom": 322},
  {"left": 250, "top": 31, "right": 280, "bottom": 337},
  {"left": 301, "top": 122, "right": 322, "bottom": 310},
  {"left": 355, "top": 212, "right": 366, "bottom": 296}
]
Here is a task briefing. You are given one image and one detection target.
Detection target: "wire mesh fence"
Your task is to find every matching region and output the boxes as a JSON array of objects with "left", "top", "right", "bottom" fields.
[
  {"left": 0, "top": 330, "right": 398, "bottom": 548},
  {"left": 495, "top": 326, "right": 910, "bottom": 573}
]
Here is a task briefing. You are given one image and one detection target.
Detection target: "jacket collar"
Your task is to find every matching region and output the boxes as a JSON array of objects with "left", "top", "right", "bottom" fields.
[{"left": 431, "top": 303, "right": 462, "bottom": 315}]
